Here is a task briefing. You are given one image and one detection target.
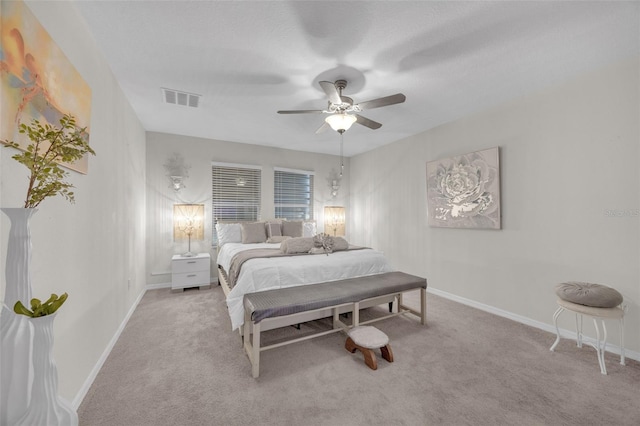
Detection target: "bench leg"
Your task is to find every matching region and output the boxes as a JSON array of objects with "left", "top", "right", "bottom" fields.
[
  {"left": 251, "top": 321, "right": 261, "bottom": 378},
  {"left": 243, "top": 312, "right": 261, "bottom": 378},
  {"left": 420, "top": 287, "right": 427, "bottom": 325},
  {"left": 353, "top": 302, "right": 360, "bottom": 327}
]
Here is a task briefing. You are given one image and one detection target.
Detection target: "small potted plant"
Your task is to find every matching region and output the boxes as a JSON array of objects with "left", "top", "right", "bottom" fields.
[
  {"left": 2, "top": 113, "right": 95, "bottom": 208},
  {"left": 1, "top": 112, "right": 94, "bottom": 317}
]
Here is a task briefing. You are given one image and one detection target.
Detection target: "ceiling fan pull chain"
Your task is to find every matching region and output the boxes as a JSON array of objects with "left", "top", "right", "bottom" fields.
[{"left": 340, "top": 132, "right": 344, "bottom": 177}]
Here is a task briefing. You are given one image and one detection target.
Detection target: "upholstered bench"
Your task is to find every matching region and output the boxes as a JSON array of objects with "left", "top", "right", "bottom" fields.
[
  {"left": 550, "top": 282, "right": 626, "bottom": 375},
  {"left": 345, "top": 326, "right": 393, "bottom": 370},
  {"left": 242, "top": 271, "right": 427, "bottom": 377}
]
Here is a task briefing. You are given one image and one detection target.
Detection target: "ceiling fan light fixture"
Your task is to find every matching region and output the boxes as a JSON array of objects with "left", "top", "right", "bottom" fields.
[{"left": 325, "top": 113, "right": 357, "bottom": 133}]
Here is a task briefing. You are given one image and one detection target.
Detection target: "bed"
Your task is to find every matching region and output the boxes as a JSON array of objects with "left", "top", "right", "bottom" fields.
[
  {"left": 214, "top": 221, "right": 427, "bottom": 377},
  {"left": 217, "top": 241, "right": 394, "bottom": 330}
]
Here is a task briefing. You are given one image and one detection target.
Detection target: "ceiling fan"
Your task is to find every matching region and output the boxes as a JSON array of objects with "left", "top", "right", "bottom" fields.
[{"left": 277, "top": 80, "right": 406, "bottom": 134}]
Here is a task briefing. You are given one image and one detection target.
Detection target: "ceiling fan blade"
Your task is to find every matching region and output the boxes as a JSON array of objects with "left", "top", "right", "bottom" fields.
[
  {"left": 277, "top": 109, "right": 325, "bottom": 114},
  {"left": 319, "top": 81, "right": 342, "bottom": 104},
  {"left": 357, "top": 93, "right": 406, "bottom": 110},
  {"left": 355, "top": 114, "right": 382, "bottom": 130},
  {"left": 315, "top": 122, "right": 330, "bottom": 134}
]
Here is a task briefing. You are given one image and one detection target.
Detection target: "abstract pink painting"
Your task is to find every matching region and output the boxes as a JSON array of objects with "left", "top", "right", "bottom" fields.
[{"left": 1, "top": 0, "right": 92, "bottom": 173}]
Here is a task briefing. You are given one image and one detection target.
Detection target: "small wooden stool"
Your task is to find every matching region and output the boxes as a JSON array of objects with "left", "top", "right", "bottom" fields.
[{"left": 345, "top": 326, "right": 393, "bottom": 370}]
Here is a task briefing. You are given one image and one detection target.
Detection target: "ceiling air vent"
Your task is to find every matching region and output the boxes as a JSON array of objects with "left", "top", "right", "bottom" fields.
[{"left": 162, "top": 88, "right": 201, "bottom": 108}]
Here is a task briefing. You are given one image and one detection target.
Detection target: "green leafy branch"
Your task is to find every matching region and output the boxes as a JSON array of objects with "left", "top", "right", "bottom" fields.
[
  {"left": 1, "top": 114, "right": 95, "bottom": 208},
  {"left": 14, "top": 293, "right": 68, "bottom": 317}
]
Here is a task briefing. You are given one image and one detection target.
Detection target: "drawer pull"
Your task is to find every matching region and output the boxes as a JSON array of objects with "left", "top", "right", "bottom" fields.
[
  {"left": 187, "top": 274, "right": 196, "bottom": 277},
  {"left": 187, "top": 261, "right": 197, "bottom": 264}
]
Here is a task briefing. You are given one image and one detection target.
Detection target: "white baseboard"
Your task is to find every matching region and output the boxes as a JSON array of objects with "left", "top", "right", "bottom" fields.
[
  {"left": 71, "top": 287, "right": 147, "bottom": 409},
  {"left": 427, "top": 287, "right": 640, "bottom": 362},
  {"left": 145, "top": 282, "right": 171, "bottom": 290},
  {"left": 72, "top": 279, "right": 218, "bottom": 408}
]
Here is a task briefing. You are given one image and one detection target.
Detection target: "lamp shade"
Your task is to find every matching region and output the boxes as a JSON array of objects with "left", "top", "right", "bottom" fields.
[
  {"left": 174, "top": 204, "right": 204, "bottom": 257},
  {"left": 173, "top": 204, "right": 204, "bottom": 241},
  {"left": 325, "top": 113, "right": 357, "bottom": 132},
  {"left": 324, "top": 206, "right": 345, "bottom": 237}
]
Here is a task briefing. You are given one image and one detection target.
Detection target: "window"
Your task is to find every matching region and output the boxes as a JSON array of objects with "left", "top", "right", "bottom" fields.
[
  {"left": 212, "top": 162, "right": 262, "bottom": 243},
  {"left": 274, "top": 168, "right": 314, "bottom": 220}
]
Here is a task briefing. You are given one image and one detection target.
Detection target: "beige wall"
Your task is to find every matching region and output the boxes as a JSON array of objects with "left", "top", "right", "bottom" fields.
[
  {"left": 0, "top": 1, "right": 146, "bottom": 404},
  {"left": 350, "top": 57, "right": 640, "bottom": 354},
  {"left": 145, "top": 132, "right": 350, "bottom": 285}
]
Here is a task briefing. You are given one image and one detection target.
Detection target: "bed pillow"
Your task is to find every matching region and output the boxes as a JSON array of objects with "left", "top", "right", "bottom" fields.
[
  {"left": 303, "top": 221, "right": 317, "bottom": 237},
  {"left": 282, "top": 221, "right": 303, "bottom": 238},
  {"left": 332, "top": 237, "right": 349, "bottom": 252},
  {"left": 266, "top": 222, "right": 282, "bottom": 238},
  {"left": 216, "top": 222, "right": 242, "bottom": 246},
  {"left": 280, "top": 237, "right": 314, "bottom": 254},
  {"left": 241, "top": 222, "right": 267, "bottom": 244}
]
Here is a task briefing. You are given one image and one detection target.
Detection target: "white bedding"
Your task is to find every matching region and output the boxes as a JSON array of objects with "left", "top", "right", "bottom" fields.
[{"left": 218, "top": 242, "right": 393, "bottom": 330}]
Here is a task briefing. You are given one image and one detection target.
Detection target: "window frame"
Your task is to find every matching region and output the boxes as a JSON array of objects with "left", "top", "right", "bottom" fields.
[
  {"left": 274, "top": 167, "right": 315, "bottom": 221},
  {"left": 211, "top": 161, "right": 262, "bottom": 245}
]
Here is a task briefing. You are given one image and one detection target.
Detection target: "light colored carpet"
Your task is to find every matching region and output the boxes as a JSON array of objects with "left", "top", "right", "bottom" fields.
[{"left": 78, "top": 286, "right": 640, "bottom": 425}]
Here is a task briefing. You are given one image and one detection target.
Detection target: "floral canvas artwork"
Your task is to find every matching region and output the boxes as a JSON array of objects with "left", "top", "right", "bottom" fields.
[
  {"left": 1, "top": 0, "right": 92, "bottom": 174},
  {"left": 426, "top": 147, "right": 501, "bottom": 229}
]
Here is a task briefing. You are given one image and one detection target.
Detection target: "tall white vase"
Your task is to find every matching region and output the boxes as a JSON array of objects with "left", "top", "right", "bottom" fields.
[
  {"left": 15, "top": 313, "right": 78, "bottom": 426},
  {"left": 1, "top": 208, "right": 37, "bottom": 425},
  {"left": 2, "top": 207, "right": 35, "bottom": 306}
]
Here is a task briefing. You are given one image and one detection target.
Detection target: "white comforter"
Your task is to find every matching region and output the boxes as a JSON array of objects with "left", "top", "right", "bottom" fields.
[{"left": 218, "top": 243, "right": 393, "bottom": 330}]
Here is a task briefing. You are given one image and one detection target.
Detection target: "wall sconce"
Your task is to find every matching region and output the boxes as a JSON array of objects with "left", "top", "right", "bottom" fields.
[
  {"left": 330, "top": 180, "right": 340, "bottom": 198},
  {"left": 169, "top": 175, "right": 185, "bottom": 192},
  {"left": 324, "top": 206, "right": 345, "bottom": 237},
  {"left": 173, "top": 204, "right": 204, "bottom": 257},
  {"left": 164, "top": 153, "right": 190, "bottom": 193}
]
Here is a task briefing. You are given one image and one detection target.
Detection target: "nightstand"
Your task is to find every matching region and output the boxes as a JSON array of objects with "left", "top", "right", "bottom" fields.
[{"left": 171, "top": 253, "right": 211, "bottom": 291}]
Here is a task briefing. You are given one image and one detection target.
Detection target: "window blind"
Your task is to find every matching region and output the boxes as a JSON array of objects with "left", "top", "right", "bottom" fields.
[
  {"left": 212, "top": 163, "right": 262, "bottom": 244},
  {"left": 274, "top": 169, "right": 314, "bottom": 220}
]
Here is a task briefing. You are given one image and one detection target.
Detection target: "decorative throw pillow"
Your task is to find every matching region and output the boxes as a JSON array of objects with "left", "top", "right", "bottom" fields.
[
  {"left": 303, "top": 221, "right": 317, "bottom": 237},
  {"left": 266, "top": 222, "right": 282, "bottom": 238},
  {"left": 280, "top": 237, "right": 314, "bottom": 254},
  {"left": 555, "top": 282, "right": 623, "bottom": 308},
  {"left": 241, "top": 222, "right": 267, "bottom": 244},
  {"left": 282, "top": 221, "right": 303, "bottom": 238},
  {"left": 216, "top": 222, "right": 242, "bottom": 246}
]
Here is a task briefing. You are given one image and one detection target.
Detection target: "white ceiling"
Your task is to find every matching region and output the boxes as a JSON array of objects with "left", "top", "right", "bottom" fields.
[{"left": 75, "top": 1, "right": 639, "bottom": 157}]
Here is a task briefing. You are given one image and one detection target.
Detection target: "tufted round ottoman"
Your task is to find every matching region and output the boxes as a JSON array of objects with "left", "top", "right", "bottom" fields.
[
  {"left": 550, "top": 282, "right": 626, "bottom": 375},
  {"left": 345, "top": 326, "right": 393, "bottom": 370}
]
